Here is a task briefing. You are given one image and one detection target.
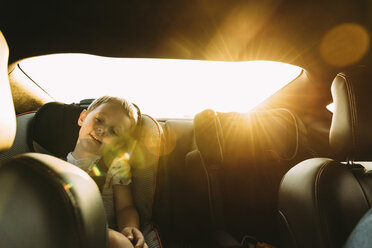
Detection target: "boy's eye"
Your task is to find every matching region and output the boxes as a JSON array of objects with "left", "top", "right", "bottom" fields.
[
  {"left": 95, "top": 117, "right": 102, "bottom": 123},
  {"left": 108, "top": 127, "right": 118, "bottom": 136}
]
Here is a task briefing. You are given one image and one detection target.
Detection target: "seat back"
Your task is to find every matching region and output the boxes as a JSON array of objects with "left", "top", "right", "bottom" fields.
[
  {"left": 278, "top": 66, "right": 372, "bottom": 248},
  {"left": 0, "top": 153, "right": 108, "bottom": 248},
  {"left": 184, "top": 108, "right": 311, "bottom": 245}
]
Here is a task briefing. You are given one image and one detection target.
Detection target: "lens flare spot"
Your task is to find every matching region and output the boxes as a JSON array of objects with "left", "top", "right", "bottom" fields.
[
  {"left": 320, "top": 23, "right": 370, "bottom": 67},
  {"left": 64, "top": 183, "right": 73, "bottom": 191},
  {"left": 92, "top": 165, "right": 102, "bottom": 176},
  {"left": 130, "top": 146, "right": 145, "bottom": 169},
  {"left": 122, "top": 152, "right": 131, "bottom": 161},
  {"left": 144, "top": 128, "right": 162, "bottom": 156},
  {"left": 161, "top": 127, "right": 177, "bottom": 156}
]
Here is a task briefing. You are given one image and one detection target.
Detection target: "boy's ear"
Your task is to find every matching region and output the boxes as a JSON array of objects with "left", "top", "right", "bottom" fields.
[{"left": 78, "top": 110, "right": 88, "bottom": 126}]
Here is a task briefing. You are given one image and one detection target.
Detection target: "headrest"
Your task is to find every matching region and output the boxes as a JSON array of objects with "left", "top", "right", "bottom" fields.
[
  {"left": 0, "top": 31, "right": 16, "bottom": 152},
  {"left": 194, "top": 108, "right": 303, "bottom": 166},
  {"left": 194, "top": 109, "right": 224, "bottom": 165},
  {"left": 0, "top": 153, "right": 107, "bottom": 248},
  {"left": 32, "top": 102, "right": 84, "bottom": 158},
  {"left": 329, "top": 66, "right": 372, "bottom": 161}
]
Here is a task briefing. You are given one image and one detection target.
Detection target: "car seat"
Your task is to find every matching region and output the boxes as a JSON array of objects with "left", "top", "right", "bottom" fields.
[
  {"left": 278, "top": 66, "right": 372, "bottom": 248},
  {"left": 30, "top": 101, "right": 163, "bottom": 248},
  {"left": 0, "top": 31, "right": 108, "bottom": 248},
  {"left": 184, "top": 108, "right": 312, "bottom": 247}
]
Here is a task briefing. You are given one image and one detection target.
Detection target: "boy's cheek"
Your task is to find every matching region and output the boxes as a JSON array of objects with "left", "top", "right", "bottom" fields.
[
  {"left": 102, "top": 139, "right": 118, "bottom": 152},
  {"left": 106, "top": 136, "right": 122, "bottom": 145},
  {"left": 102, "top": 137, "right": 114, "bottom": 145}
]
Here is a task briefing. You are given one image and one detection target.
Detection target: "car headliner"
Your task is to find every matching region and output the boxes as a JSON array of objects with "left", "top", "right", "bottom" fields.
[{"left": 2, "top": 0, "right": 371, "bottom": 82}]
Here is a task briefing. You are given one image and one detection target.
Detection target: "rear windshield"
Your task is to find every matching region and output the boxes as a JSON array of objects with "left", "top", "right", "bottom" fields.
[{"left": 19, "top": 54, "right": 302, "bottom": 118}]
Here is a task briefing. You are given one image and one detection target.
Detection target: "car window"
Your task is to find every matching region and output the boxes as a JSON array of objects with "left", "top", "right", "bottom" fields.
[
  {"left": 326, "top": 103, "right": 334, "bottom": 113},
  {"left": 19, "top": 53, "right": 302, "bottom": 118}
]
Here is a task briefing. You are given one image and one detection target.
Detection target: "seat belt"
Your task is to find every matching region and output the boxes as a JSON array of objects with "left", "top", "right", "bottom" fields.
[
  {"left": 206, "top": 162, "right": 225, "bottom": 228},
  {"left": 205, "top": 112, "right": 226, "bottom": 229}
]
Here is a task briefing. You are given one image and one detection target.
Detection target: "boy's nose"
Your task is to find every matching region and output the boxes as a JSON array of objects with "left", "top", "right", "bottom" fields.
[{"left": 95, "top": 126, "right": 106, "bottom": 137}]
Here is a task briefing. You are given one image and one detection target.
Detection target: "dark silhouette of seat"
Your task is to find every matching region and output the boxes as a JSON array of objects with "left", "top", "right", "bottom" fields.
[
  {"left": 184, "top": 108, "right": 311, "bottom": 246},
  {"left": 0, "top": 31, "right": 108, "bottom": 248},
  {"left": 278, "top": 66, "right": 372, "bottom": 248}
]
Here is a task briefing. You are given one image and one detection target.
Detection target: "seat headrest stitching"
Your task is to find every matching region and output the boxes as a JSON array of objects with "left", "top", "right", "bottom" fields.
[
  {"left": 314, "top": 160, "right": 333, "bottom": 247},
  {"left": 351, "top": 79, "right": 360, "bottom": 161},
  {"left": 344, "top": 75, "right": 358, "bottom": 161}
]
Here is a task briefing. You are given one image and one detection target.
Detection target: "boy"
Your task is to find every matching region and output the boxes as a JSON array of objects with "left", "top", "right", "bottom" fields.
[{"left": 66, "top": 96, "right": 147, "bottom": 248}]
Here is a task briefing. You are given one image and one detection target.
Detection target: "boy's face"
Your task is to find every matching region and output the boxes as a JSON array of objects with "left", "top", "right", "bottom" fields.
[{"left": 76, "top": 103, "right": 133, "bottom": 157}]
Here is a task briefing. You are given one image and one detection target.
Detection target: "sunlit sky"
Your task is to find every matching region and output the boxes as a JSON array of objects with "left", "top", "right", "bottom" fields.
[{"left": 20, "top": 54, "right": 302, "bottom": 118}]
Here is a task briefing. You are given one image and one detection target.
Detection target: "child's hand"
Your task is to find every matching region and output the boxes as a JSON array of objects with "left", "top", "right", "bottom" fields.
[
  {"left": 108, "top": 229, "right": 134, "bottom": 248},
  {"left": 121, "top": 227, "right": 147, "bottom": 248}
]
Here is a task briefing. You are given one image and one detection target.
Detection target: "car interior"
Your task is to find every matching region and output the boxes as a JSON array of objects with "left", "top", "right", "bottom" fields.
[{"left": 1, "top": 0, "right": 372, "bottom": 248}]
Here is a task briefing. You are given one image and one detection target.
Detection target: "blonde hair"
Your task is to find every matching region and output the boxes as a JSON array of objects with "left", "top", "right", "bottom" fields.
[{"left": 87, "top": 96, "right": 138, "bottom": 129}]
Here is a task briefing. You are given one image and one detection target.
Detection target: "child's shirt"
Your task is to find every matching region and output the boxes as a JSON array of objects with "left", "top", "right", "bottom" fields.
[{"left": 66, "top": 152, "right": 132, "bottom": 229}]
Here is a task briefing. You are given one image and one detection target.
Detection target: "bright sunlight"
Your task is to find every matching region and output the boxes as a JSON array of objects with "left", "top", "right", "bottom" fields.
[{"left": 19, "top": 54, "right": 302, "bottom": 118}]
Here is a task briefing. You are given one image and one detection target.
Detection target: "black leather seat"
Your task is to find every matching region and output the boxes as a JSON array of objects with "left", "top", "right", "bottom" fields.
[
  {"left": 278, "top": 66, "right": 372, "bottom": 248},
  {"left": 0, "top": 31, "right": 108, "bottom": 248},
  {"left": 0, "top": 153, "right": 109, "bottom": 248},
  {"left": 184, "top": 108, "right": 311, "bottom": 246}
]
